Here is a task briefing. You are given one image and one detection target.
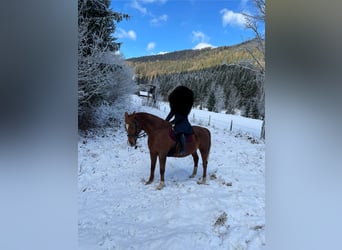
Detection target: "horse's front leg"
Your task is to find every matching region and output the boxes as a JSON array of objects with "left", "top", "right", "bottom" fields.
[
  {"left": 146, "top": 151, "right": 157, "bottom": 185},
  {"left": 156, "top": 154, "right": 167, "bottom": 190}
]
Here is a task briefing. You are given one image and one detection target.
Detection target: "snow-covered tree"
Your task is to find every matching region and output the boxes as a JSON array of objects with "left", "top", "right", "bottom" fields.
[
  {"left": 78, "top": 0, "right": 135, "bottom": 129},
  {"left": 78, "top": 0, "right": 128, "bottom": 56},
  {"left": 214, "top": 84, "right": 225, "bottom": 112},
  {"left": 225, "top": 84, "right": 240, "bottom": 114},
  {"left": 207, "top": 91, "right": 216, "bottom": 112}
]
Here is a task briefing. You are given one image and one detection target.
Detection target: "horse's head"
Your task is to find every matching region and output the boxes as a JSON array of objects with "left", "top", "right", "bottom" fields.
[{"left": 124, "top": 112, "right": 142, "bottom": 147}]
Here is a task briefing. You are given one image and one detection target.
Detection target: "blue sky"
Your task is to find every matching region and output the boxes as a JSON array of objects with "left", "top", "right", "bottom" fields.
[{"left": 110, "top": 0, "right": 260, "bottom": 59}]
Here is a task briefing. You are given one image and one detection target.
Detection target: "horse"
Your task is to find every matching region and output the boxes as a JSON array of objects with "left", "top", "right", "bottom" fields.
[{"left": 124, "top": 112, "right": 211, "bottom": 190}]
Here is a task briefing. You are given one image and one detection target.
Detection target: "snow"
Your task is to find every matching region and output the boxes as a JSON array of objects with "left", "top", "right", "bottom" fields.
[{"left": 78, "top": 95, "right": 265, "bottom": 249}]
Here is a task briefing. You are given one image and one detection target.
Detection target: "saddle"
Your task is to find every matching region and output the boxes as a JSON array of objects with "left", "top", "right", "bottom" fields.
[{"left": 167, "top": 128, "right": 193, "bottom": 156}]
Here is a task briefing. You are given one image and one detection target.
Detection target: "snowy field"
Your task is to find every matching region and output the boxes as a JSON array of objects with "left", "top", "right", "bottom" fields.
[{"left": 78, "top": 96, "right": 265, "bottom": 249}]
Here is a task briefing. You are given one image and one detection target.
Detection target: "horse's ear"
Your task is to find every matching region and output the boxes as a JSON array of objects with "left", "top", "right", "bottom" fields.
[{"left": 125, "top": 112, "right": 128, "bottom": 119}]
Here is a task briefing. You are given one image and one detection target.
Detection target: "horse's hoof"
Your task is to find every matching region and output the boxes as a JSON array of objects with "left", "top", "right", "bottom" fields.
[
  {"left": 156, "top": 181, "right": 165, "bottom": 190},
  {"left": 197, "top": 178, "right": 206, "bottom": 185},
  {"left": 189, "top": 174, "right": 195, "bottom": 178},
  {"left": 145, "top": 180, "right": 153, "bottom": 185}
]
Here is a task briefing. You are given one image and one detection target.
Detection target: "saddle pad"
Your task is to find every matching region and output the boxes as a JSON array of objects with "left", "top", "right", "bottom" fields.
[{"left": 169, "top": 128, "right": 193, "bottom": 142}]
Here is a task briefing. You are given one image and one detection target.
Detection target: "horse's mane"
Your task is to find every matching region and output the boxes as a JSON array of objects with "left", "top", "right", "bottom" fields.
[{"left": 135, "top": 112, "right": 171, "bottom": 128}]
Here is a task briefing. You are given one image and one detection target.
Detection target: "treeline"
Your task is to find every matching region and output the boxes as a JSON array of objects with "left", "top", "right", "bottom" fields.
[
  {"left": 136, "top": 63, "right": 264, "bottom": 119},
  {"left": 128, "top": 40, "right": 255, "bottom": 62},
  {"left": 127, "top": 39, "right": 263, "bottom": 78}
]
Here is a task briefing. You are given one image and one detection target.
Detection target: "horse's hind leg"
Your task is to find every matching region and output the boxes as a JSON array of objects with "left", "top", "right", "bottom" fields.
[
  {"left": 197, "top": 148, "right": 209, "bottom": 185},
  {"left": 189, "top": 151, "right": 199, "bottom": 178},
  {"left": 146, "top": 152, "right": 157, "bottom": 185}
]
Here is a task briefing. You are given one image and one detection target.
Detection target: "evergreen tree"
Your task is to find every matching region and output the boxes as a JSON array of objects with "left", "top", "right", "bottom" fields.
[
  {"left": 207, "top": 91, "right": 216, "bottom": 112},
  {"left": 226, "top": 84, "right": 240, "bottom": 114},
  {"left": 214, "top": 84, "right": 225, "bottom": 112},
  {"left": 78, "top": 0, "right": 134, "bottom": 129},
  {"left": 251, "top": 101, "right": 259, "bottom": 119},
  {"left": 78, "top": 0, "right": 129, "bottom": 56},
  {"left": 244, "top": 102, "right": 250, "bottom": 117}
]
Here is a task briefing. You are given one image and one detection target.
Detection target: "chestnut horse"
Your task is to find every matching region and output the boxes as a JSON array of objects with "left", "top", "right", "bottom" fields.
[{"left": 124, "top": 112, "right": 211, "bottom": 190}]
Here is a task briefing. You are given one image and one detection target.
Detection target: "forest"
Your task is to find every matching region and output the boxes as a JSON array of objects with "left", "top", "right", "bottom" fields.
[
  {"left": 127, "top": 39, "right": 262, "bottom": 76},
  {"left": 130, "top": 44, "right": 264, "bottom": 119}
]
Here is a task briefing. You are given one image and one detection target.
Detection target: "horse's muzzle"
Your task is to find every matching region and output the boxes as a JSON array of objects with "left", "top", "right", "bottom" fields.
[{"left": 127, "top": 139, "right": 137, "bottom": 148}]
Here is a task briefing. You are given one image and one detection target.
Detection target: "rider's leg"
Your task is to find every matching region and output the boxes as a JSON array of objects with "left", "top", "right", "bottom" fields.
[{"left": 178, "top": 133, "right": 186, "bottom": 155}]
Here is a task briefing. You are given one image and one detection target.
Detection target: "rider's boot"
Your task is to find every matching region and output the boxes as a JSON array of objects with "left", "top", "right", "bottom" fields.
[{"left": 179, "top": 133, "right": 186, "bottom": 155}]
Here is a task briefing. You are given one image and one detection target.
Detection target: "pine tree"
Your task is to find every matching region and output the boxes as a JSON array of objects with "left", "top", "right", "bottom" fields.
[
  {"left": 252, "top": 100, "right": 260, "bottom": 118},
  {"left": 78, "top": 0, "right": 134, "bottom": 129},
  {"left": 78, "top": 0, "right": 129, "bottom": 56},
  {"left": 207, "top": 91, "right": 216, "bottom": 112},
  {"left": 214, "top": 84, "right": 225, "bottom": 112},
  {"left": 225, "top": 84, "right": 240, "bottom": 114}
]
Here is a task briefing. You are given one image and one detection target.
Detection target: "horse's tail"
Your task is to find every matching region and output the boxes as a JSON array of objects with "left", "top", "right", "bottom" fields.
[{"left": 206, "top": 128, "right": 211, "bottom": 162}]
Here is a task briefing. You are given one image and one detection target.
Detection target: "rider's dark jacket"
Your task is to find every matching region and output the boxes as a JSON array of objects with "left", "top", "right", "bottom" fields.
[
  {"left": 166, "top": 109, "right": 193, "bottom": 135},
  {"left": 165, "top": 85, "right": 194, "bottom": 135}
]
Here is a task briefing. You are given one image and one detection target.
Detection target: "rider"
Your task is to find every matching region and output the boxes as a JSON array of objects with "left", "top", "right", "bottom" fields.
[{"left": 165, "top": 86, "right": 194, "bottom": 155}]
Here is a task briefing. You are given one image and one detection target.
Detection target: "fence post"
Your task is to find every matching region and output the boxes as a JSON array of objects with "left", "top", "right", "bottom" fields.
[
  {"left": 260, "top": 120, "right": 265, "bottom": 140},
  {"left": 230, "top": 120, "right": 233, "bottom": 132},
  {"left": 208, "top": 115, "right": 211, "bottom": 126}
]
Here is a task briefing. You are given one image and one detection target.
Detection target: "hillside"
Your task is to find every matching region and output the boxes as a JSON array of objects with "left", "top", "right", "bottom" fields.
[
  {"left": 126, "top": 38, "right": 265, "bottom": 119},
  {"left": 126, "top": 39, "right": 263, "bottom": 78}
]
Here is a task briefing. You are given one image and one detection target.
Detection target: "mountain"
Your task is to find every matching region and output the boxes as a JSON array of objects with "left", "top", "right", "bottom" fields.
[{"left": 126, "top": 39, "right": 263, "bottom": 78}]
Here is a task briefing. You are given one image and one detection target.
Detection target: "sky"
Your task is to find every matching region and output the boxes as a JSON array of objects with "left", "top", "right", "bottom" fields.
[{"left": 110, "top": 0, "right": 261, "bottom": 59}]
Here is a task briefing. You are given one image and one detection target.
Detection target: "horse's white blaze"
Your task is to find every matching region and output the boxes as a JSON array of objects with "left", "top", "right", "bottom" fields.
[{"left": 126, "top": 124, "right": 129, "bottom": 130}]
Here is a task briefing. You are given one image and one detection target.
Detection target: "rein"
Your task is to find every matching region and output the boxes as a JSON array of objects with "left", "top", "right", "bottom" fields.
[{"left": 137, "top": 131, "right": 147, "bottom": 138}]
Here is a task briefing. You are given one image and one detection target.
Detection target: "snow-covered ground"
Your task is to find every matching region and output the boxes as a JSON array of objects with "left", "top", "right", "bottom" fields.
[{"left": 78, "top": 96, "right": 265, "bottom": 249}]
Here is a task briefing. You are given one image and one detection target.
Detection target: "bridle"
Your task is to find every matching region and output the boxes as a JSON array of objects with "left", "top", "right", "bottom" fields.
[{"left": 126, "top": 119, "right": 146, "bottom": 141}]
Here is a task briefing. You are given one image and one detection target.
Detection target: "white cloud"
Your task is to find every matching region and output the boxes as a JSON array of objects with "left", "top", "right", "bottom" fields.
[
  {"left": 193, "top": 43, "right": 215, "bottom": 50},
  {"left": 191, "top": 31, "right": 215, "bottom": 50},
  {"left": 131, "top": 0, "right": 147, "bottom": 15},
  {"left": 220, "top": 9, "right": 246, "bottom": 27},
  {"left": 141, "top": 0, "right": 167, "bottom": 3},
  {"left": 139, "top": 0, "right": 167, "bottom": 4},
  {"left": 116, "top": 28, "right": 137, "bottom": 40},
  {"left": 127, "top": 30, "right": 137, "bottom": 40},
  {"left": 150, "top": 14, "right": 168, "bottom": 25},
  {"left": 239, "top": 0, "right": 249, "bottom": 9},
  {"left": 131, "top": 0, "right": 167, "bottom": 15},
  {"left": 192, "top": 31, "right": 210, "bottom": 43},
  {"left": 146, "top": 42, "right": 156, "bottom": 51}
]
